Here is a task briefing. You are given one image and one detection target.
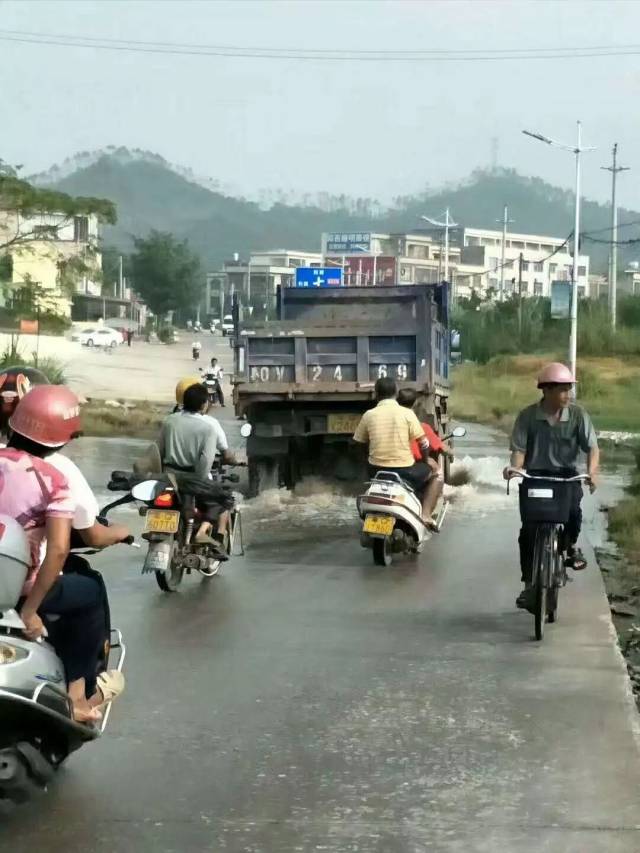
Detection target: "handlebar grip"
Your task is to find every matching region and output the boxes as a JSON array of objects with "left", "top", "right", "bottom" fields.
[{"left": 123, "top": 535, "right": 135, "bottom": 546}]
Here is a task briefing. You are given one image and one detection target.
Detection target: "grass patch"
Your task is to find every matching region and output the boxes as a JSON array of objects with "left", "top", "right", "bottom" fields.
[
  {"left": 451, "top": 354, "right": 640, "bottom": 433},
  {"left": 81, "top": 400, "right": 166, "bottom": 439}
]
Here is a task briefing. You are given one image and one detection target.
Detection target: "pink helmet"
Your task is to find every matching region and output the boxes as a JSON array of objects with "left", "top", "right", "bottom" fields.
[
  {"left": 9, "top": 385, "right": 82, "bottom": 447},
  {"left": 537, "top": 362, "right": 575, "bottom": 388}
]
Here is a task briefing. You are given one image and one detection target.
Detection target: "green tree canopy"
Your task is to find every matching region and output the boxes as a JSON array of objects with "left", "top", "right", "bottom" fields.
[
  {"left": 0, "top": 174, "right": 116, "bottom": 251},
  {"left": 130, "top": 230, "right": 202, "bottom": 317}
]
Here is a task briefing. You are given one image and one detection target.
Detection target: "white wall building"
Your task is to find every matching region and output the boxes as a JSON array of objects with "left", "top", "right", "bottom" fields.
[{"left": 460, "top": 227, "right": 590, "bottom": 300}]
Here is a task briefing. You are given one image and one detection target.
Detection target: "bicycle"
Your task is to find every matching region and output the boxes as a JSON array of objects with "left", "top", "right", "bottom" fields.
[{"left": 507, "top": 469, "right": 590, "bottom": 641}]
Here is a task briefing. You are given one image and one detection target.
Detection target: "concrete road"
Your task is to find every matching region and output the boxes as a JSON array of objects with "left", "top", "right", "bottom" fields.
[
  {"left": 1, "top": 431, "right": 640, "bottom": 851},
  {"left": 5, "top": 331, "right": 234, "bottom": 402},
  {"left": 64, "top": 334, "right": 235, "bottom": 402}
]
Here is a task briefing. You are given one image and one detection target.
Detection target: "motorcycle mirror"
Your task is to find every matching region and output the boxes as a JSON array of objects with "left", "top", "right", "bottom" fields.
[
  {"left": 240, "top": 423, "right": 253, "bottom": 438},
  {"left": 131, "top": 480, "right": 161, "bottom": 502},
  {"left": 451, "top": 426, "right": 467, "bottom": 438}
]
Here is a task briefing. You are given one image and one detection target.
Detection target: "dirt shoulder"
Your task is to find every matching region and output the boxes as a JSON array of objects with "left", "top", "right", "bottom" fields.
[{"left": 596, "top": 457, "right": 640, "bottom": 708}]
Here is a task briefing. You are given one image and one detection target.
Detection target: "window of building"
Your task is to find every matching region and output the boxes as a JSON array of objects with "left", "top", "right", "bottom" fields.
[
  {"left": 73, "top": 216, "right": 89, "bottom": 242},
  {"left": 578, "top": 286, "right": 586, "bottom": 299},
  {"left": 578, "top": 265, "right": 586, "bottom": 276},
  {"left": 489, "top": 256, "right": 499, "bottom": 271},
  {"left": 540, "top": 244, "right": 553, "bottom": 252},
  {"left": 520, "top": 281, "right": 529, "bottom": 294},
  {"left": 526, "top": 243, "right": 541, "bottom": 252},
  {"left": 521, "top": 260, "right": 529, "bottom": 271},
  {"left": 511, "top": 240, "right": 524, "bottom": 249},
  {"left": 32, "top": 224, "right": 58, "bottom": 239},
  {"left": 534, "top": 280, "right": 543, "bottom": 296},
  {"left": 549, "top": 263, "right": 557, "bottom": 274},
  {"left": 534, "top": 262, "right": 544, "bottom": 273}
]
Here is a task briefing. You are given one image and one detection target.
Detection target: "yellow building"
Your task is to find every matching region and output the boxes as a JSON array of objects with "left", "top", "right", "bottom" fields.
[{"left": 0, "top": 210, "right": 102, "bottom": 318}]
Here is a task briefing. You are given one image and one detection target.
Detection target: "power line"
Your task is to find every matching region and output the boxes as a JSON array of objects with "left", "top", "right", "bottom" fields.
[{"left": 3, "top": 29, "right": 640, "bottom": 61}]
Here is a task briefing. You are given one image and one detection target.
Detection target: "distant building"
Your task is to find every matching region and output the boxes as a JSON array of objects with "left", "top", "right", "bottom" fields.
[
  {"left": 206, "top": 249, "right": 323, "bottom": 320},
  {"left": 620, "top": 264, "right": 640, "bottom": 297},
  {"left": 458, "top": 227, "right": 591, "bottom": 300},
  {"left": 0, "top": 210, "right": 102, "bottom": 317},
  {"left": 322, "top": 231, "right": 460, "bottom": 288}
]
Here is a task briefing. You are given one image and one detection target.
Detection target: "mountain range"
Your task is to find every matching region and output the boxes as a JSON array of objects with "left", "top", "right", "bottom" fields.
[{"left": 38, "top": 148, "right": 640, "bottom": 275}]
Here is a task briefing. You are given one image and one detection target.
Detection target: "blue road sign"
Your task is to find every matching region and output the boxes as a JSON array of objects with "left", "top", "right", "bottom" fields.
[{"left": 295, "top": 267, "right": 344, "bottom": 288}]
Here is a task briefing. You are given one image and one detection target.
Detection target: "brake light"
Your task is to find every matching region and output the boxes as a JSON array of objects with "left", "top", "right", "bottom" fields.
[
  {"left": 366, "top": 496, "right": 394, "bottom": 506},
  {"left": 153, "top": 492, "right": 175, "bottom": 508}
]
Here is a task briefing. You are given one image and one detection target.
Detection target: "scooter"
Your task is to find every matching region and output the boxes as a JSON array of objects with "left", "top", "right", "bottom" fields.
[
  {"left": 356, "top": 426, "right": 467, "bottom": 566},
  {"left": 199, "top": 369, "right": 222, "bottom": 406},
  {"left": 0, "top": 516, "right": 135, "bottom": 804}
]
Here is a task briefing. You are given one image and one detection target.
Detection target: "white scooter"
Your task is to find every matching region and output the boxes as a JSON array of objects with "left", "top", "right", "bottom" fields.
[{"left": 356, "top": 426, "right": 466, "bottom": 566}]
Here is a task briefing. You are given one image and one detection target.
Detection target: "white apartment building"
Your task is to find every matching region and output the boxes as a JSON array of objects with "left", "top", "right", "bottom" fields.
[{"left": 461, "top": 227, "right": 590, "bottom": 299}]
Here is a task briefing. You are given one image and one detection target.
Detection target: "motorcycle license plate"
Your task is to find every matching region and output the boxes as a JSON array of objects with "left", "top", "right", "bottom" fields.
[
  {"left": 363, "top": 514, "right": 395, "bottom": 535},
  {"left": 144, "top": 510, "right": 180, "bottom": 535}
]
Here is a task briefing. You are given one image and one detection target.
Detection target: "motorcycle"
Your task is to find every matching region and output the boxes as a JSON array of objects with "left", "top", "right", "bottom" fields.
[
  {"left": 356, "top": 426, "right": 467, "bottom": 566},
  {"left": 199, "top": 369, "right": 222, "bottom": 406},
  {"left": 106, "top": 436, "right": 249, "bottom": 593},
  {"left": 192, "top": 346, "right": 201, "bottom": 361},
  {"left": 0, "top": 516, "right": 135, "bottom": 804}
]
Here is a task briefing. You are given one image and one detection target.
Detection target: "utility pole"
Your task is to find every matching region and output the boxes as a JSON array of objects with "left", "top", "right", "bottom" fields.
[
  {"left": 518, "top": 252, "right": 524, "bottom": 340},
  {"left": 118, "top": 255, "right": 123, "bottom": 299},
  {"left": 601, "top": 143, "right": 630, "bottom": 330},
  {"left": 497, "top": 205, "right": 514, "bottom": 301},
  {"left": 420, "top": 208, "right": 458, "bottom": 304}
]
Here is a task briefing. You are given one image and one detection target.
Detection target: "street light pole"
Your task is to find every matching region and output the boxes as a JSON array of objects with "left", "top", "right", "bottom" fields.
[
  {"left": 523, "top": 122, "right": 595, "bottom": 387},
  {"left": 601, "top": 143, "right": 630, "bottom": 330}
]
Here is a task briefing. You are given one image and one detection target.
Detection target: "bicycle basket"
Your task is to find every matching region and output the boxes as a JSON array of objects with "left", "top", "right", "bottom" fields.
[{"left": 519, "top": 479, "right": 573, "bottom": 525}]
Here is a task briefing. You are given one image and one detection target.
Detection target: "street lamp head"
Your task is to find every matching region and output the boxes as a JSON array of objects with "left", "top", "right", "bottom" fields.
[{"left": 522, "top": 129, "right": 553, "bottom": 145}]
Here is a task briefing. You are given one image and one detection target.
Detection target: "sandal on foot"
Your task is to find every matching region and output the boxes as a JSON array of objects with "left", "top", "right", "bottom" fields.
[
  {"left": 96, "top": 669, "right": 125, "bottom": 709},
  {"left": 566, "top": 549, "right": 587, "bottom": 571}
]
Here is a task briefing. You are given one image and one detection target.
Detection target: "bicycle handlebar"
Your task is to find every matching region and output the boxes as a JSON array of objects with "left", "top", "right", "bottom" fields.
[{"left": 505, "top": 469, "right": 591, "bottom": 496}]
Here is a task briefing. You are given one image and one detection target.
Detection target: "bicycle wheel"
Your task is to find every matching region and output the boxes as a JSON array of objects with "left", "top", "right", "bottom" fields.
[
  {"left": 547, "top": 531, "right": 562, "bottom": 623},
  {"left": 532, "top": 526, "right": 554, "bottom": 641}
]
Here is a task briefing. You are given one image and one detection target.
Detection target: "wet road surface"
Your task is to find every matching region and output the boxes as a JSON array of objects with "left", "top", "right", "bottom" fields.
[{"left": 2, "top": 427, "right": 640, "bottom": 851}]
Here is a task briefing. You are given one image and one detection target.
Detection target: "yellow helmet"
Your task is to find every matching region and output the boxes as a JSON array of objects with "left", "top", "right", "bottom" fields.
[{"left": 175, "top": 376, "right": 202, "bottom": 405}]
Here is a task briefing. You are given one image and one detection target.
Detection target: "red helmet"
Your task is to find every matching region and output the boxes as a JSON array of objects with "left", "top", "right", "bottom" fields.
[
  {"left": 9, "top": 385, "right": 82, "bottom": 448},
  {"left": 537, "top": 362, "right": 576, "bottom": 388},
  {"left": 0, "top": 366, "right": 50, "bottom": 431}
]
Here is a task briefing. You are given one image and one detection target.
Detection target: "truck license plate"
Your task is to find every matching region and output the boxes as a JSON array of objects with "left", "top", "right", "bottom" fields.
[
  {"left": 363, "top": 515, "right": 395, "bottom": 535},
  {"left": 327, "top": 413, "right": 361, "bottom": 434},
  {"left": 144, "top": 510, "right": 180, "bottom": 535}
]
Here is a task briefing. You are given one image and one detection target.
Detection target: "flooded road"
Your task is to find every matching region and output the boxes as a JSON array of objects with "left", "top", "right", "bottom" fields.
[{"left": 3, "top": 424, "right": 640, "bottom": 852}]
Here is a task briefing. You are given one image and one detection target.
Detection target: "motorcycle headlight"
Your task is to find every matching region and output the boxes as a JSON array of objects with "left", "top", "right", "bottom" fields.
[{"left": 0, "top": 643, "right": 28, "bottom": 665}]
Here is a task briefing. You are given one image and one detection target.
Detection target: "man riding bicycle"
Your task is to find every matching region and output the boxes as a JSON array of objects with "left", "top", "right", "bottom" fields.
[{"left": 503, "top": 363, "right": 600, "bottom": 610}]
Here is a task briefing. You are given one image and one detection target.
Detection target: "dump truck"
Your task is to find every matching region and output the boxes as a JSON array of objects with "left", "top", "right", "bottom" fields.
[{"left": 232, "top": 284, "right": 452, "bottom": 496}]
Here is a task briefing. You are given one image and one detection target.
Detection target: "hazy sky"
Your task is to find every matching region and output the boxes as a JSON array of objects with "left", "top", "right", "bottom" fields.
[{"left": 2, "top": 0, "right": 640, "bottom": 207}]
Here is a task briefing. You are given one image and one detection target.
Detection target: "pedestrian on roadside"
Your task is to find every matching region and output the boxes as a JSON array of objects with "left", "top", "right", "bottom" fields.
[{"left": 126, "top": 329, "right": 134, "bottom": 347}]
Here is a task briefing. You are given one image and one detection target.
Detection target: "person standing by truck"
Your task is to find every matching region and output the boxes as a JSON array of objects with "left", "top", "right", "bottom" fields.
[{"left": 353, "top": 378, "right": 438, "bottom": 528}]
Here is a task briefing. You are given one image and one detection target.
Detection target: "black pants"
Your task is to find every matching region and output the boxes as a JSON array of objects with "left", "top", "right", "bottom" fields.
[
  {"left": 369, "top": 462, "right": 431, "bottom": 496},
  {"left": 519, "top": 479, "right": 583, "bottom": 583},
  {"left": 216, "top": 386, "right": 225, "bottom": 406},
  {"left": 39, "top": 564, "right": 107, "bottom": 697}
]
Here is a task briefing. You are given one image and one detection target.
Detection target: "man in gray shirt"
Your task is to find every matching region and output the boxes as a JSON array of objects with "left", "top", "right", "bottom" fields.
[
  {"left": 503, "top": 362, "right": 600, "bottom": 609},
  {"left": 159, "top": 383, "right": 238, "bottom": 553}
]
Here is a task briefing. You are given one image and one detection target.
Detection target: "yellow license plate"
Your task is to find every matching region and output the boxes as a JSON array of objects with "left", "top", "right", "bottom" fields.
[
  {"left": 327, "top": 413, "right": 361, "bottom": 434},
  {"left": 144, "top": 509, "right": 180, "bottom": 535},
  {"left": 363, "top": 514, "right": 395, "bottom": 535}
]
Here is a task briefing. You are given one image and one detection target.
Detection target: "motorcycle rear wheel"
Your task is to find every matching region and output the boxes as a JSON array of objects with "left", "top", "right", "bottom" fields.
[
  {"left": 155, "top": 546, "right": 184, "bottom": 592},
  {"left": 373, "top": 537, "right": 392, "bottom": 567}
]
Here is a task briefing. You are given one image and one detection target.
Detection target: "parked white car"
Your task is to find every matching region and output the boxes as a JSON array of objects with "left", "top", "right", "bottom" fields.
[
  {"left": 221, "top": 315, "right": 234, "bottom": 336},
  {"left": 72, "top": 327, "right": 124, "bottom": 348}
]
